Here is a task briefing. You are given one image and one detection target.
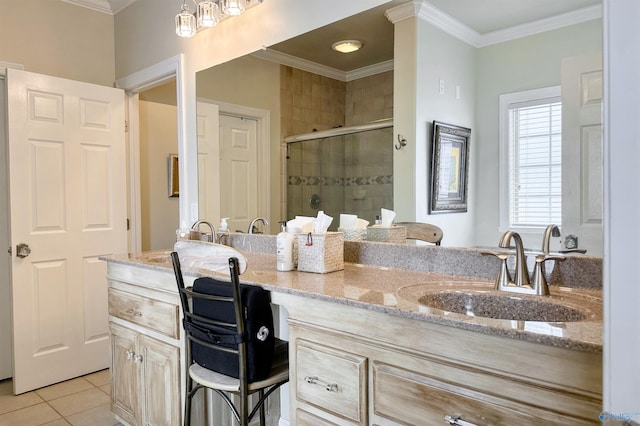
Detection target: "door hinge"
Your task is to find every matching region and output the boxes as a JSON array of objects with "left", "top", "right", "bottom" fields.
[
  {"left": 124, "top": 120, "right": 129, "bottom": 132},
  {"left": 7, "top": 246, "right": 12, "bottom": 255},
  {"left": 127, "top": 218, "right": 130, "bottom": 231}
]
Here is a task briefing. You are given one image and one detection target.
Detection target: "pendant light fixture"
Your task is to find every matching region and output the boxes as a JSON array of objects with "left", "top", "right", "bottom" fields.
[
  {"left": 176, "top": 0, "right": 197, "bottom": 37},
  {"left": 222, "top": 0, "right": 247, "bottom": 16},
  {"left": 197, "top": 0, "right": 221, "bottom": 28},
  {"left": 176, "top": 0, "right": 263, "bottom": 38}
]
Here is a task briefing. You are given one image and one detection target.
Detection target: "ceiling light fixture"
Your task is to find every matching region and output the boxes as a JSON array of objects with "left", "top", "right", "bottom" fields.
[
  {"left": 176, "top": 0, "right": 264, "bottom": 38},
  {"left": 331, "top": 40, "right": 363, "bottom": 53}
]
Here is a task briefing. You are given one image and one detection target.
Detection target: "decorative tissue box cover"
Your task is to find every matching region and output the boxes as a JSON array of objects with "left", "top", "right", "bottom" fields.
[
  {"left": 296, "top": 232, "right": 344, "bottom": 273},
  {"left": 366, "top": 226, "right": 407, "bottom": 243},
  {"left": 338, "top": 227, "right": 367, "bottom": 241}
]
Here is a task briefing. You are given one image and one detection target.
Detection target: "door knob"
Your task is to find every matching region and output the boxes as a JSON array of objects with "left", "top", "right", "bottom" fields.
[{"left": 16, "top": 243, "right": 31, "bottom": 258}]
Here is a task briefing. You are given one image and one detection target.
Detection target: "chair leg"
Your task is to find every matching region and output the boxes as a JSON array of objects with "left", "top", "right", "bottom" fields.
[
  {"left": 184, "top": 375, "right": 193, "bottom": 426},
  {"left": 259, "top": 389, "right": 265, "bottom": 426}
]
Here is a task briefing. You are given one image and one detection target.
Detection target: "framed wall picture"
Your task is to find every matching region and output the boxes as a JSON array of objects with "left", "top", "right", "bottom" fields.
[
  {"left": 430, "top": 121, "right": 471, "bottom": 214},
  {"left": 168, "top": 154, "right": 179, "bottom": 197}
]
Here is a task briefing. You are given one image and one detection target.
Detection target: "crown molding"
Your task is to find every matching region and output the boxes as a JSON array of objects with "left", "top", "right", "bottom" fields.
[
  {"left": 345, "top": 60, "right": 394, "bottom": 82},
  {"left": 387, "top": 1, "right": 602, "bottom": 48},
  {"left": 61, "top": 0, "right": 113, "bottom": 14},
  {"left": 61, "top": 0, "right": 136, "bottom": 15},
  {"left": 252, "top": 49, "right": 393, "bottom": 82},
  {"left": 478, "top": 4, "right": 602, "bottom": 47}
]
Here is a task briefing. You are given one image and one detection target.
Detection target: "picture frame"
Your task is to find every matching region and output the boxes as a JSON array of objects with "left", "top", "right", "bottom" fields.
[
  {"left": 168, "top": 154, "right": 179, "bottom": 197},
  {"left": 429, "top": 121, "right": 471, "bottom": 214}
]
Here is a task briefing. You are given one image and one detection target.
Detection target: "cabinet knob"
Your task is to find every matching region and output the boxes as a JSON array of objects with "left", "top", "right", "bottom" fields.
[
  {"left": 126, "top": 350, "right": 134, "bottom": 360},
  {"left": 133, "top": 354, "right": 143, "bottom": 363}
]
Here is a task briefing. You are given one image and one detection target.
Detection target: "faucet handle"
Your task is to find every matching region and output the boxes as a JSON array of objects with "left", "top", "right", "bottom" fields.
[
  {"left": 481, "top": 251, "right": 512, "bottom": 291},
  {"left": 531, "top": 254, "right": 566, "bottom": 295}
]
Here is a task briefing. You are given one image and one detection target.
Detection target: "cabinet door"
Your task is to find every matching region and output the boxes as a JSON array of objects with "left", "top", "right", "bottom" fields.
[
  {"left": 110, "top": 323, "right": 140, "bottom": 426},
  {"left": 138, "top": 334, "right": 181, "bottom": 426}
]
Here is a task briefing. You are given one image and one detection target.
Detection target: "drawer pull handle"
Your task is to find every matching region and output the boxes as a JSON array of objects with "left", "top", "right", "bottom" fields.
[
  {"left": 124, "top": 308, "right": 143, "bottom": 317},
  {"left": 304, "top": 376, "right": 338, "bottom": 392},
  {"left": 444, "top": 415, "right": 477, "bottom": 426}
]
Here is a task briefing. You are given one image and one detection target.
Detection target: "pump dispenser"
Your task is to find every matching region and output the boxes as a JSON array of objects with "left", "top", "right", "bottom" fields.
[{"left": 276, "top": 221, "right": 294, "bottom": 271}]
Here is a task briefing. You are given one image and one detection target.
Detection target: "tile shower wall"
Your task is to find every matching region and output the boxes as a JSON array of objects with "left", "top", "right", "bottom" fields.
[{"left": 282, "top": 67, "right": 393, "bottom": 226}]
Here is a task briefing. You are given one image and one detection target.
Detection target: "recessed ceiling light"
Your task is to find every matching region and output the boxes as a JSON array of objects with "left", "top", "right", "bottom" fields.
[{"left": 332, "top": 40, "right": 363, "bottom": 53}]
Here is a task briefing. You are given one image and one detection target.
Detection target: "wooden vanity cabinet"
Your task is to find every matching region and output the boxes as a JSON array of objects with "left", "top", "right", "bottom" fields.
[
  {"left": 277, "top": 293, "right": 602, "bottom": 426},
  {"left": 107, "top": 264, "right": 182, "bottom": 426}
]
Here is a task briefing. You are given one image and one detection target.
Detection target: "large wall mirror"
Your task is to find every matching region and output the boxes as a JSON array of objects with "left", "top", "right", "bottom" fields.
[{"left": 192, "top": 0, "right": 603, "bottom": 254}]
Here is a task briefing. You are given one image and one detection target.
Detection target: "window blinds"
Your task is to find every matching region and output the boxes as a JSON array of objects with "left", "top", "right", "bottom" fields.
[{"left": 508, "top": 98, "right": 561, "bottom": 227}]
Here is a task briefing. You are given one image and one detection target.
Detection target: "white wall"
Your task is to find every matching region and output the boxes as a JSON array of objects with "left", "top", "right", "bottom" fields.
[
  {"left": 0, "top": 1, "right": 115, "bottom": 86},
  {"left": 603, "top": 0, "right": 640, "bottom": 415},
  {"left": 474, "top": 20, "right": 603, "bottom": 249},
  {"left": 392, "top": 6, "right": 476, "bottom": 247},
  {"left": 139, "top": 100, "right": 180, "bottom": 250}
]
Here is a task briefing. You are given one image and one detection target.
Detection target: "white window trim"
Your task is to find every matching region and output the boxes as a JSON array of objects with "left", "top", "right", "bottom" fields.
[{"left": 498, "top": 85, "right": 561, "bottom": 236}]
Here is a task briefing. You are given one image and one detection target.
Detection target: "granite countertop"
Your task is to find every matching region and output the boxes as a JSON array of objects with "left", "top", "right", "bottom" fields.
[{"left": 104, "top": 249, "right": 603, "bottom": 353}]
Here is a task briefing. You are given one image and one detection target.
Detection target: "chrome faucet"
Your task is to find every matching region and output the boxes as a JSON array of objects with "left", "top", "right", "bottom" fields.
[
  {"left": 482, "top": 229, "right": 565, "bottom": 296},
  {"left": 248, "top": 217, "right": 269, "bottom": 234},
  {"left": 498, "top": 230, "right": 530, "bottom": 288},
  {"left": 541, "top": 224, "right": 560, "bottom": 254},
  {"left": 191, "top": 220, "right": 217, "bottom": 243}
]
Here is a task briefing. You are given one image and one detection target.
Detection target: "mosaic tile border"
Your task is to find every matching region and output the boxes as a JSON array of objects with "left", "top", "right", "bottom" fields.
[{"left": 288, "top": 175, "right": 393, "bottom": 186}]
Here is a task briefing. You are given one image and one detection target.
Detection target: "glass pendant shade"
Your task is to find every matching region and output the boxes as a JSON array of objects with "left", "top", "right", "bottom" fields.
[
  {"left": 222, "top": 0, "right": 247, "bottom": 16},
  {"left": 197, "top": 0, "right": 220, "bottom": 28},
  {"left": 176, "top": 2, "right": 197, "bottom": 37}
]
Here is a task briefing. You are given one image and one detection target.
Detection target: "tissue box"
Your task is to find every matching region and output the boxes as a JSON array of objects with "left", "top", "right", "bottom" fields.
[
  {"left": 338, "top": 227, "right": 367, "bottom": 241},
  {"left": 297, "top": 232, "right": 344, "bottom": 273},
  {"left": 366, "top": 226, "right": 407, "bottom": 243}
]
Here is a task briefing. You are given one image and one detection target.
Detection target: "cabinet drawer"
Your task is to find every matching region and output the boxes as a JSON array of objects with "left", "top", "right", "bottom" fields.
[
  {"left": 109, "top": 289, "right": 179, "bottom": 339},
  {"left": 372, "top": 362, "right": 596, "bottom": 426},
  {"left": 296, "top": 339, "right": 367, "bottom": 425}
]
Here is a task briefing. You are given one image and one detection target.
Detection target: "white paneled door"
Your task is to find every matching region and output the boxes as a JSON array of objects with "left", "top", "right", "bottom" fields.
[
  {"left": 561, "top": 53, "right": 603, "bottom": 256},
  {"left": 7, "top": 69, "right": 127, "bottom": 394},
  {"left": 219, "top": 114, "right": 258, "bottom": 233}
]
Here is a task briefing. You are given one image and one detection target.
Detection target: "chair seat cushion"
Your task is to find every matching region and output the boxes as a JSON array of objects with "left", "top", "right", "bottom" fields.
[{"left": 190, "top": 338, "right": 289, "bottom": 392}]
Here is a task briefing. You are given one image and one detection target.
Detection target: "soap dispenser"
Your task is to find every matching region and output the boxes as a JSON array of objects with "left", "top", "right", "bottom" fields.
[
  {"left": 219, "top": 217, "right": 229, "bottom": 232},
  {"left": 276, "top": 221, "right": 294, "bottom": 271}
]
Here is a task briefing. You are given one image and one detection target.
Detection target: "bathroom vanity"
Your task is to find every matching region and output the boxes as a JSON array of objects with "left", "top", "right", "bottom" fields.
[{"left": 103, "top": 239, "right": 602, "bottom": 426}]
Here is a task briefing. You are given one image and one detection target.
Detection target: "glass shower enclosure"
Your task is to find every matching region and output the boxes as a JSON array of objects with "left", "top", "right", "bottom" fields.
[{"left": 285, "top": 119, "right": 393, "bottom": 230}]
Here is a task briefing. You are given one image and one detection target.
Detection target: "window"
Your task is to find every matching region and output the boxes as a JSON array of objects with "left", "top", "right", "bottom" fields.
[{"left": 499, "top": 87, "right": 561, "bottom": 231}]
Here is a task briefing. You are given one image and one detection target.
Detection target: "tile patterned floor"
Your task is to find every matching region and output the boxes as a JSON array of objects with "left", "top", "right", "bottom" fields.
[{"left": 0, "top": 370, "right": 122, "bottom": 426}]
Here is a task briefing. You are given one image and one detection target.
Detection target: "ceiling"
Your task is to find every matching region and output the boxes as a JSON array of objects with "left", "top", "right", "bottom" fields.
[
  {"left": 268, "top": 0, "right": 601, "bottom": 72},
  {"left": 72, "top": 0, "right": 601, "bottom": 72}
]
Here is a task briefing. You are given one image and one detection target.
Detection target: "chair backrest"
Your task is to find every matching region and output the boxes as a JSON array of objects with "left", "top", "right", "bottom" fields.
[
  {"left": 170, "top": 252, "right": 275, "bottom": 383},
  {"left": 395, "top": 222, "right": 443, "bottom": 245}
]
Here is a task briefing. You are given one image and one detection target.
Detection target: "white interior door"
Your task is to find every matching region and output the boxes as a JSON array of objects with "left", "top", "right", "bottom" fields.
[
  {"left": 7, "top": 69, "right": 127, "bottom": 393},
  {"left": 197, "top": 101, "right": 220, "bottom": 224},
  {"left": 561, "top": 52, "right": 603, "bottom": 256},
  {"left": 219, "top": 114, "right": 258, "bottom": 233},
  {"left": 0, "top": 77, "right": 12, "bottom": 381}
]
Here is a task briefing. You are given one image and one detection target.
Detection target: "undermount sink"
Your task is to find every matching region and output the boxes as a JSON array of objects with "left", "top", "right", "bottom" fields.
[
  {"left": 418, "top": 291, "right": 587, "bottom": 322},
  {"left": 396, "top": 282, "right": 601, "bottom": 323}
]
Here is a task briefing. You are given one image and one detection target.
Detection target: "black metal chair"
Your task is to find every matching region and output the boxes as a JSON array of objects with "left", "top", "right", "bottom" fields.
[{"left": 171, "top": 251, "right": 289, "bottom": 426}]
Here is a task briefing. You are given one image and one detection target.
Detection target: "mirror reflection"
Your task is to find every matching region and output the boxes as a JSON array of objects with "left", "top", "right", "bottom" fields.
[{"left": 192, "top": 0, "right": 603, "bottom": 253}]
